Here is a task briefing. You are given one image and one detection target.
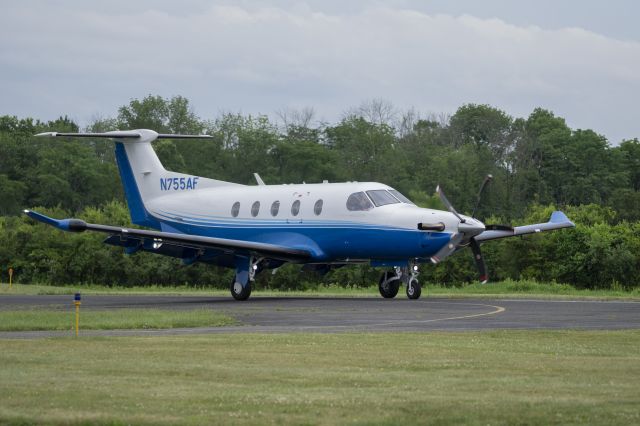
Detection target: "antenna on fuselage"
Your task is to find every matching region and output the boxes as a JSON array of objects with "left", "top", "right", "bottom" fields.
[{"left": 254, "top": 173, "right": 265, "bottom": 186}]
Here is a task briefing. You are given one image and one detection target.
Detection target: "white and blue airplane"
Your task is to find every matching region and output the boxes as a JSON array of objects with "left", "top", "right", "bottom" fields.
[{"left": 25, "top": 129, "right": 574, "bottom": 300}]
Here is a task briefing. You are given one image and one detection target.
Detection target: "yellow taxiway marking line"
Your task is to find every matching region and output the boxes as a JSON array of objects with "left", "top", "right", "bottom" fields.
[
  {"left": 348, "top": 302, "right": 505, "bottom": 329},
  {"left": 285, "top": 301, "right": 507, "bottom": 331}
]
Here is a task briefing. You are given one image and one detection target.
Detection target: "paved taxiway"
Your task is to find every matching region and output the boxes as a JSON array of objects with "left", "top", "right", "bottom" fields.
[{"left": 0, "top": 295, "right": 638, "bottom": 338}]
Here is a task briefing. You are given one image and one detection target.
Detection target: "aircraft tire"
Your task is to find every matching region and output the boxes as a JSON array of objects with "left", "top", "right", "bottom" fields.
[
  {"left": 231, "top": 280, "right": 252, "bottom": 301},
  {"left": 379, "top": 271, "right": 400, "bottom": 298},
  {"left": 406, "top": 278, "right": 421, "bottom": 300}
]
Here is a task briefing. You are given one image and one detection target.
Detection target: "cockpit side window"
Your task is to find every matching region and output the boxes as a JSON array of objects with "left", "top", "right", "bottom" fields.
[
  {"left": 346, "top": 192, "right": 374, "bottom": 211},
  {"left": 366, "top": 190, "right": 400, "bottom": 207},
  {"left": 389, "top": 189, "right": 415, "bottom": 205}
]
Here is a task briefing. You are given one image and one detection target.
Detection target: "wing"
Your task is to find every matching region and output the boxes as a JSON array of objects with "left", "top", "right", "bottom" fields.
[
  {"left": 474, "top": 211, "right": 575, "bottom": 243},
  {"left": 24, "top": 210, "right": 312, "bottom": 263}
]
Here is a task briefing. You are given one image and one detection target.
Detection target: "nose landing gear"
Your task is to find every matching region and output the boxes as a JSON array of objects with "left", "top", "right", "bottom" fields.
[
  {"left": 377, "top": 262, "right": 422, "bottom": 300},
  {"left": 406, "top": 276, "right": 421, "bottom": 299}
]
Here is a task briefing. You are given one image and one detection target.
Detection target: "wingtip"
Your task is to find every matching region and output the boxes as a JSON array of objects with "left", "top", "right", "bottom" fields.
[
  {"left": 34, "top": 132, "right": 57, "bottom": 137},
  {"left": 23, "top": 209, "right": 86, "bottom": 232},
  {"left": 23, "top": 209, "right": 56, "bottom": 226}
]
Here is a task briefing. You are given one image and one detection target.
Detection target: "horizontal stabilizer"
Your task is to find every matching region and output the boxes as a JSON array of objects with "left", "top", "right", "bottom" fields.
[{"left": 35, "top": 130, "right": 212, "bottom": 140}]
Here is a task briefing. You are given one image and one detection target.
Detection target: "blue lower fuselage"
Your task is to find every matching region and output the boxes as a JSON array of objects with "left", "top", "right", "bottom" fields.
[{"left": 154, "top": 213, "right": 452, "bottom": 262}]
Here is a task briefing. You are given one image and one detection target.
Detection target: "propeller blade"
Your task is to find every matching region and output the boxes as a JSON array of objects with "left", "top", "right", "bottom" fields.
[
  {"left": 430, "top": 233, "right": 464, "bottom": 264},
  {"left": 436, "top": 185, "right": 465, "bottom": 223},
  {"left": 484, "top": 224, "right": 514, "bottom": 232},
  {"left": 471, "top": 174, "right": 493, "bottom": 218},
  {"left": 469, "top": 238, "right": 488, "bottom": 284}
]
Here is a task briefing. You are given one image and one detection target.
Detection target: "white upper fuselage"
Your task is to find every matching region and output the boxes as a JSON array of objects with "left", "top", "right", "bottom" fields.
[{"left": 146, "top": 181, "right": 462, "bottom": 231}]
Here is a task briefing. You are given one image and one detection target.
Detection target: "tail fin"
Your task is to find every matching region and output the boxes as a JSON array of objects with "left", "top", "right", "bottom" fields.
[{"left": 35, "top": 129, "right": 241, "bottom": 228}]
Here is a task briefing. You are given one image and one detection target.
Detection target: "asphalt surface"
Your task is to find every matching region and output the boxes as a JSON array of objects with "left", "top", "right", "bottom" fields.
[{"left": 1, "top": 294, "right": 639, "bottom": 338}]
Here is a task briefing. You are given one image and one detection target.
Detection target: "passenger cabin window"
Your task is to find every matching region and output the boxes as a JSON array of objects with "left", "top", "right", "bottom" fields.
[
  {"left": 291, "top": 199, "right": 301, "bottom": 216},
  {"left": 251, "top": 201, "right": 260, "bottom": 217},
  {"left": 389, "top": 189, "right": 415, "bottom": 205},
  {"left": 231, "top": 201, "right": 240, "bottom": 217},
  {"left": 366, "top": 190, "right": 400, "bottom": 207},
  {"left": 271, "top": 200, "right": 280, "bottom": 217},
  {"left": 314, "top": 199, "right": 323, "bottom": 215},
  {"left": 346, "top": 192, "right": 373, "bottom": 211}
]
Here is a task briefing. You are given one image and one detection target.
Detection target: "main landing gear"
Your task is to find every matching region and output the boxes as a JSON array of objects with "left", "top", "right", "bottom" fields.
[
  {"left": 378, "top": 263, "right": 422, "bottom": 300},
  {"left": 230, "top": 256, "right": 263, "bottom": 301}
]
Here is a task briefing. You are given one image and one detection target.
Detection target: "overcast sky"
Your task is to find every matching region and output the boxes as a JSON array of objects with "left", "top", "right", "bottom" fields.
[{"left": 1, "top": 0, "right": 638, "bottom": 143}]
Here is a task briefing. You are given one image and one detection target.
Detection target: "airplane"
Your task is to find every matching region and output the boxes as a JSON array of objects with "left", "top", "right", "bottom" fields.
[{"left": 25, "top": 129, "right": 575, "bottom": 300}]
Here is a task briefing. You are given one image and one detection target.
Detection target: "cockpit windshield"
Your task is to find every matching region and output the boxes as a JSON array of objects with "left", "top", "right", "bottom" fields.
[
  {"left": 389, "top": 189, "right": 415, "bottom": 205},
  {"left": 346, "top": 192, "right": 374, "bottom": 211},
  {"left": 366, "top": 190, "right": 400, "bottom": 207},
  {"left": 347, "top": 189, "right": 415, "bottom": 211}
]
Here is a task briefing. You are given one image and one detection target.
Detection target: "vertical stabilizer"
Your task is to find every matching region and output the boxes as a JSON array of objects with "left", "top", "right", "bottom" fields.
[{"left": 35, "top": 129, "right": 241, "bottom": 229}]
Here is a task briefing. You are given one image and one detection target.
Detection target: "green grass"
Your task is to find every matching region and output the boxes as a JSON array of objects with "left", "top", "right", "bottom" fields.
[
  {"left": 2, "top": 279, "right": 639, "bottom": 299},
  {"left": 0, "top": 331, "right": 638, "bottom": 425},
  {"left": 0, "top": 308, "right": 236, "bottom": 331}
]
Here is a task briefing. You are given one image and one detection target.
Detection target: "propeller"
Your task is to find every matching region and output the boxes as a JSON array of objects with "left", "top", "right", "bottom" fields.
[
  {"left": 471, "top": 174, "right": 493, "bottom": 218},
  {"left": 436, "top": 185, "right": 465, "bottom": 223},
  {"left": 471, "top": 174, "right": 514, "bottom": 233},
  {"left": 469, "top": 238, "right": 488, "bottom": 284},
  {"left": 430, "top": 233, "right": 464, "bottom": 264},
  {"left": 433, "top": 175, "right": 513, "bottom": 283},
  {"left": 484, "top": 224, "right": 514, "bottom": 232}
]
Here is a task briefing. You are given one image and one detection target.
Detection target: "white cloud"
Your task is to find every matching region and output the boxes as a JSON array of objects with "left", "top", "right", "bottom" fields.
[{"left": 0, "top": 1, "right": 638, "bottom": 142}]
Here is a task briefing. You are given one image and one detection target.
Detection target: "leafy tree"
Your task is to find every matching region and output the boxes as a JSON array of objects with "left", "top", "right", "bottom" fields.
[
  {"left": 325, "top": 116, "right": 405, "bottom": 186},
  {"left": 207, "top": 113, "right": 280, "bottom": 184},
  {"left": 117, "top": 95, "right": 202, "bottom": 134},
  {"left": 448, "top": 104, "right": 515, "bottom": 163}
]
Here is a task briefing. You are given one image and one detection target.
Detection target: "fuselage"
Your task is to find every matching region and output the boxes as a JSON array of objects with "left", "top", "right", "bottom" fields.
[{"left": 144, "top": 181, "right": 483, "bottom": 263}]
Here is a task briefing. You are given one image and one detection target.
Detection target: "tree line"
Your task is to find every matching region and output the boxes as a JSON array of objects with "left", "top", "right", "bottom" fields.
[{"left": 0, "top": 95, "right": 638, "bottom": 289}]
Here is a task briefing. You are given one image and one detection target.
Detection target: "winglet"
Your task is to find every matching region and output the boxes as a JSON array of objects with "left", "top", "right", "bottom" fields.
[
  {"left": 23, "top": 210, "right": 87, "bottom": 232},
  {"left": 549, "top": 211, "right": 574, "bottom": 226}
]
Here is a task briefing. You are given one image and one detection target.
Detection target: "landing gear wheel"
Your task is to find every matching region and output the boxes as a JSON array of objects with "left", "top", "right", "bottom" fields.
[
  {"left": 230, "top": 279, "right": 252, "bottom": 301},
  {"left": 379, "top": 271, "right": 400, "bottom": 298},
  {"left": 406, "top": 278, "right": 421, "bottom": 300}
]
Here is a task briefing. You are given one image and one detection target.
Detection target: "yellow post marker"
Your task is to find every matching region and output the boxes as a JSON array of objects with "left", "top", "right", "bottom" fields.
[
  {"left": 74, "top": 293, "right": 81, "bottom": 337},
  {"left": 8, "top": 268, "right": 13, "bottom": 289}
]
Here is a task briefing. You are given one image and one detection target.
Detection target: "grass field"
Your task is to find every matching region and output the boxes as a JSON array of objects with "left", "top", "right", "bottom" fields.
[
  {"left": 1, "top": 280, "right": 639, "bottom": 299},
  {"left": 0, "top": 331, "right": 638, "bottom": 425},
  {"left": 0, "top": 308, "right": 236, "bottom": 331}
]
